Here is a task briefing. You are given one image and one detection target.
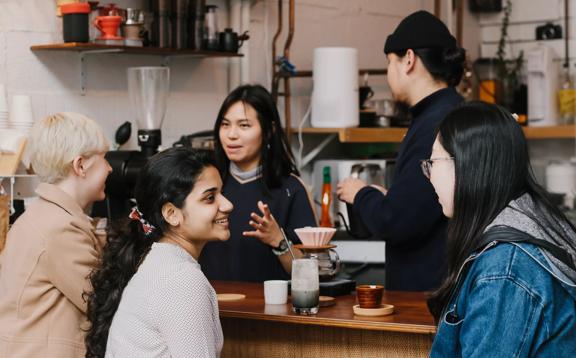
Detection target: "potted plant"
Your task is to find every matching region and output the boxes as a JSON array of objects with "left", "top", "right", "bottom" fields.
[{"left": 495, "top": 0, "right": 524, "bottom": 111}]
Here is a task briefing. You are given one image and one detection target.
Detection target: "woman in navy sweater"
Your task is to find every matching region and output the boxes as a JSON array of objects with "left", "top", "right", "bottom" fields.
[{"left": 200, "top": 84, "right": 317, "bottom": 282}]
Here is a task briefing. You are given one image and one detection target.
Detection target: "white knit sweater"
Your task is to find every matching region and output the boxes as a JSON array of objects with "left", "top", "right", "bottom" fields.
[{"left": 105, "top": 242, "right": 223, "bottom": 358}]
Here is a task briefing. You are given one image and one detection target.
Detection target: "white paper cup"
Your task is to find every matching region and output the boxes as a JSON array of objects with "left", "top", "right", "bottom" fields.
[
  {"left": 264, "top": 280, "right": 288, "bottom": 305},
  {"left": 0, "top": 84, "right": 7, "bottom": 112},
  {"left": 9, "top": 95, "right": 34, "bottom": 126}
]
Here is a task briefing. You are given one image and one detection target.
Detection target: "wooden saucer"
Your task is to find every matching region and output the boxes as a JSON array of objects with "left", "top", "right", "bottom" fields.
[
  {"left": 353, "top": 304, "right": 394, "bottom": 317},
  {"left": 217, "top": 293, "right": 246, "bottom": 302},
  {"left": 319, "top": 295, "right": 336, "bottom": 307},
  {"left": 293, "top": 244, "right": 336, "bottom": 250}
]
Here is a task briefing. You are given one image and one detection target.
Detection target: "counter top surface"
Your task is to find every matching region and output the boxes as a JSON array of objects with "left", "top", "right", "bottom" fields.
[{"left": 212, "top": 281, "right": 437, "bottom": 334}]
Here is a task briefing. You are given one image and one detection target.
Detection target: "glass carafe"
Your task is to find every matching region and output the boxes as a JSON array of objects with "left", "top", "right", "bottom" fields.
[{"left": 301, "top": 247, "right": 341, "bottom": 281}]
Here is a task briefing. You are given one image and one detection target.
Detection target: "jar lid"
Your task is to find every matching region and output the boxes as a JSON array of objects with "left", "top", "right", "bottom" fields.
[{"left": 61, "top": 2, "right": 91, "bottom": 15}]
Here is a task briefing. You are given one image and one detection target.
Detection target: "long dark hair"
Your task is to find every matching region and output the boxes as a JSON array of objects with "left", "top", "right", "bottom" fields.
[
  {"left": 393, "top": 46, "right": 466, "bottom": 86},
  {"left": 84, "top": 148, "right": 215, "bottom": 358},
  {"left": 427, "top": 102, "right": 576, "bottom": 320},
  {"left": 213, "top": 84, "right": 298, "bottom": 190}
]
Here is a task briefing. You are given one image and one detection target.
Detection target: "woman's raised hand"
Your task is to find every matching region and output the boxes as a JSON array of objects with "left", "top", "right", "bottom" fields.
[{"left": 243, "top": 200, "right": 282, "bottom": 248}]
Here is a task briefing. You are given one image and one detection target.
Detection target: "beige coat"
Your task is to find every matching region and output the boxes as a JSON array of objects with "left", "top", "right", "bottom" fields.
[{"left": 0, "top": 183, "right": 102, "bottom": 358}]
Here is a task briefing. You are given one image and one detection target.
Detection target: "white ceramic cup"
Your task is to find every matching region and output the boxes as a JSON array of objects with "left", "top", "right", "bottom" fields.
[{"left": 264, "top": 280, "right": 288, "bottom": 305}]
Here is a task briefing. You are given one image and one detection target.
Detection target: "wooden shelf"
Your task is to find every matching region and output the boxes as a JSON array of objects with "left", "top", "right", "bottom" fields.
[
  {"left": 522, "top": 125, "right": 576, "bottom": 139},
  {"left": 297, "top": 127, "right": 406, "bottom": 143},
  {"left": 296, "top": 125, "right": 576, "bottom": 143},
  {"left": 30, "top": 43, "right": 243, "bottom": 57}
]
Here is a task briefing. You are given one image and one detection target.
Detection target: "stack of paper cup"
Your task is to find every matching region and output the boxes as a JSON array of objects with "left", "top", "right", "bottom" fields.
[
  {"left": 9, "top": 95, "right": 35, "bottom": 132},
  {"left": 0, "top": 85, "right": 8, "bottom": 129}
]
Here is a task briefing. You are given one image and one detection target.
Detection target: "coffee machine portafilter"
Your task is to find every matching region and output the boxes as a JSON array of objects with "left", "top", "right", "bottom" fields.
[{"left": 94, "top": 67, "right": 170, "bottom": 220}]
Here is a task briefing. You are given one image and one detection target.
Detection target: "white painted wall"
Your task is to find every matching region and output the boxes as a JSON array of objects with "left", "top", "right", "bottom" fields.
[
  {"left": 478, "top": 0, "right": 570, "bottom": 61},
  {"left": 0, "top": 0, "right": 478, "bottom": 150},
  {"left": 475, "top": 0, "right": 576, "bottom": 183}
]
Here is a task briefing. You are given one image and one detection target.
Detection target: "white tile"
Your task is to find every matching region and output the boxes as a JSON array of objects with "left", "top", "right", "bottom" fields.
[
  {"left": 479, "top": 0, "right": 563, "bottom": 25},
  {"left": 480, "top": 39, "right": 576, "bottom": 60},
  {"left": 0, "top": 0, "right": 58, "bottom": 33}
]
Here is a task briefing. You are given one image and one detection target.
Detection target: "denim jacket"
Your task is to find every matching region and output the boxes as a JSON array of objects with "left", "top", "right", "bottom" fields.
[{"left": 430, "top": 241, "right": 576, "bottom": 357}]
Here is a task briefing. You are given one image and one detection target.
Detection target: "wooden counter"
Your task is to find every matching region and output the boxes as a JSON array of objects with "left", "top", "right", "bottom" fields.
[{"left": 212, "top": 281, "right": 436, "bottom": 358}]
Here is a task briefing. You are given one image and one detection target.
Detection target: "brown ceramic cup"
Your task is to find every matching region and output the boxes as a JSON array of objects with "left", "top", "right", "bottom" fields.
[{"left": 356, "top": 285, "right": 384, "bottom": 309}]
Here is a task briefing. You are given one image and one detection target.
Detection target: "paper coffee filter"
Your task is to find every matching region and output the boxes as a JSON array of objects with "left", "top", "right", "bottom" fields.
[{"left": 294, "top": 227, "right": 337, "bottom": 246}]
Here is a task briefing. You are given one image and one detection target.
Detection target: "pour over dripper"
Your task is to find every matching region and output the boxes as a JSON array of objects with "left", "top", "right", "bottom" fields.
[{"left": 127, "top": 66, "right": 170, "bottom": 157}]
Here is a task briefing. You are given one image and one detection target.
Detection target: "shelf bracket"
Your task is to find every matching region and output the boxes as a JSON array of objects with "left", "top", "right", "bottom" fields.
[
  {"left": 300, "top": 133, "right": 337, "bottom": 168},
  {"left": 78, "top": 49, "right": 123, "bottom": 95}
]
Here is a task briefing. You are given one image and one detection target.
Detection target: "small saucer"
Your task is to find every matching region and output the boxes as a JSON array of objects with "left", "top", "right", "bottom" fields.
[
  {"left": 293, "top": 244, "right": 336, "bottom": 250},
  {"left": 217, "top": 293, "right": 246, "bottom": 302},
  {"left": 319, "top": 295, "right": 336, "bottom": 307},
  {"left": 353, "top": 304, "right": 394, "bottom": 317}
]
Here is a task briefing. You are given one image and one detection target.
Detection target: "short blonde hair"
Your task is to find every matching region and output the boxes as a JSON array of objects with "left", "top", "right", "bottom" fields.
[{"left": 29, "top": 112, "right": 109, "bottom": 183}]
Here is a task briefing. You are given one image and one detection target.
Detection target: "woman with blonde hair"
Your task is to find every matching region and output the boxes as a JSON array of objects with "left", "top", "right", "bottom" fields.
[{"left": 0, "top": 112, "right": 112, "bottom": 357}]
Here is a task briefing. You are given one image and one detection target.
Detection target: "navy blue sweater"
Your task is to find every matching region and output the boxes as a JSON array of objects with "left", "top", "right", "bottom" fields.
[
  {"left": 354, "top": 88, "right": 463, "bottom": 291},
  {"left": 199, "top": 173, "right": 317, "bottom": 282}
]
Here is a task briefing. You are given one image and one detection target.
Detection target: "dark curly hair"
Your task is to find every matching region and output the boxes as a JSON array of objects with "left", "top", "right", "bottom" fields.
[{"left": 84, "top": 147, "right": 215, "bottom": 358}]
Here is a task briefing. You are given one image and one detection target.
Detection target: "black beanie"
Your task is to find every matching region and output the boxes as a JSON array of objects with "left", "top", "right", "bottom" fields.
[{"left": 384, "top": 10, "right": 457, "bottom": 54}]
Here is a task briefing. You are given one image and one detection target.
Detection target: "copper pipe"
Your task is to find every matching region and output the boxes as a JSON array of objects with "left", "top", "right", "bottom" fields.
[
  {"left": 282, "top": 0, "right": 295, "bottom": 135},
  {"left": 271, "top": 0, "right": 283, "bottom": 94},
  {"left": 434, "top": 0, "right": 441, "bottom": 17},
  {"left": 283, "top": 0, "right": 295, "bottom": 59},
  {"left": 456, "top": 0, "right": 464, "bottom": 47}
]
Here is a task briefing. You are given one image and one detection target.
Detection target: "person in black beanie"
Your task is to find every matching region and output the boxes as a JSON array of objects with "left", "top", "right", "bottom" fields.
[{"left": 337, "top": 10, "right": 466, "bottom": 291}]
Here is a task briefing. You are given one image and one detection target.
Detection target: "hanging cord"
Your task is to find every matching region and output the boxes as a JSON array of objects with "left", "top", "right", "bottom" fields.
[
  {"left": 296, "top": 101, "right": 311, "bottom": 170},
  {"left": 9, "top": 177, "right": 15, "bottom": 215},
  {"left": 0, "top": 177, "right": 16, "bottom": 216},
  {"left": 565, "top": 0, "right": 570, "bottom": 70}
]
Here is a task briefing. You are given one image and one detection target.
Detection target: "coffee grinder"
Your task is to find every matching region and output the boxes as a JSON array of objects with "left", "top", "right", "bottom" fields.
[{"left": 95, "top": 66, "right": 170, "bottom": 220}]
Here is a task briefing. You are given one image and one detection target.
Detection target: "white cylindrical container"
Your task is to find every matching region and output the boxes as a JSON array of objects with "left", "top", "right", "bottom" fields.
[
  {"left": 311, "top": 47, "right": 359, "bottom": 128},
  {"left": 545, "top": 161, "right": 576, "bottom": 194}
]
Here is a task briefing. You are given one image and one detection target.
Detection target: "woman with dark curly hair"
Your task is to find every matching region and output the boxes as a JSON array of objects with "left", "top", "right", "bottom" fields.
[{"left": 85, "top": 148, "right": 233, "bottom": 358}]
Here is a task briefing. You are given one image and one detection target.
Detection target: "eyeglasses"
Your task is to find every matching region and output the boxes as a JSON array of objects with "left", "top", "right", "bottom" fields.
[{"left": 420, "top": 157, "right": 454, "bottom": 179}]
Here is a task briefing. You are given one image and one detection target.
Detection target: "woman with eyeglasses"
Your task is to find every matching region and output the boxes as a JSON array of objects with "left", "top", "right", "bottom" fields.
[
  {"left": 426, "top": 101, "right": 576, "bottom": 356},
  {"left": 336, "top": 10, "right": 465, "bottom": 291}
]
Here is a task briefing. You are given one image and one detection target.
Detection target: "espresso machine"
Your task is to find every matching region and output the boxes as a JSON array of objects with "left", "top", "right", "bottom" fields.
[{"left": 94, "top": 66, "right": 170, "bottom": 220}]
